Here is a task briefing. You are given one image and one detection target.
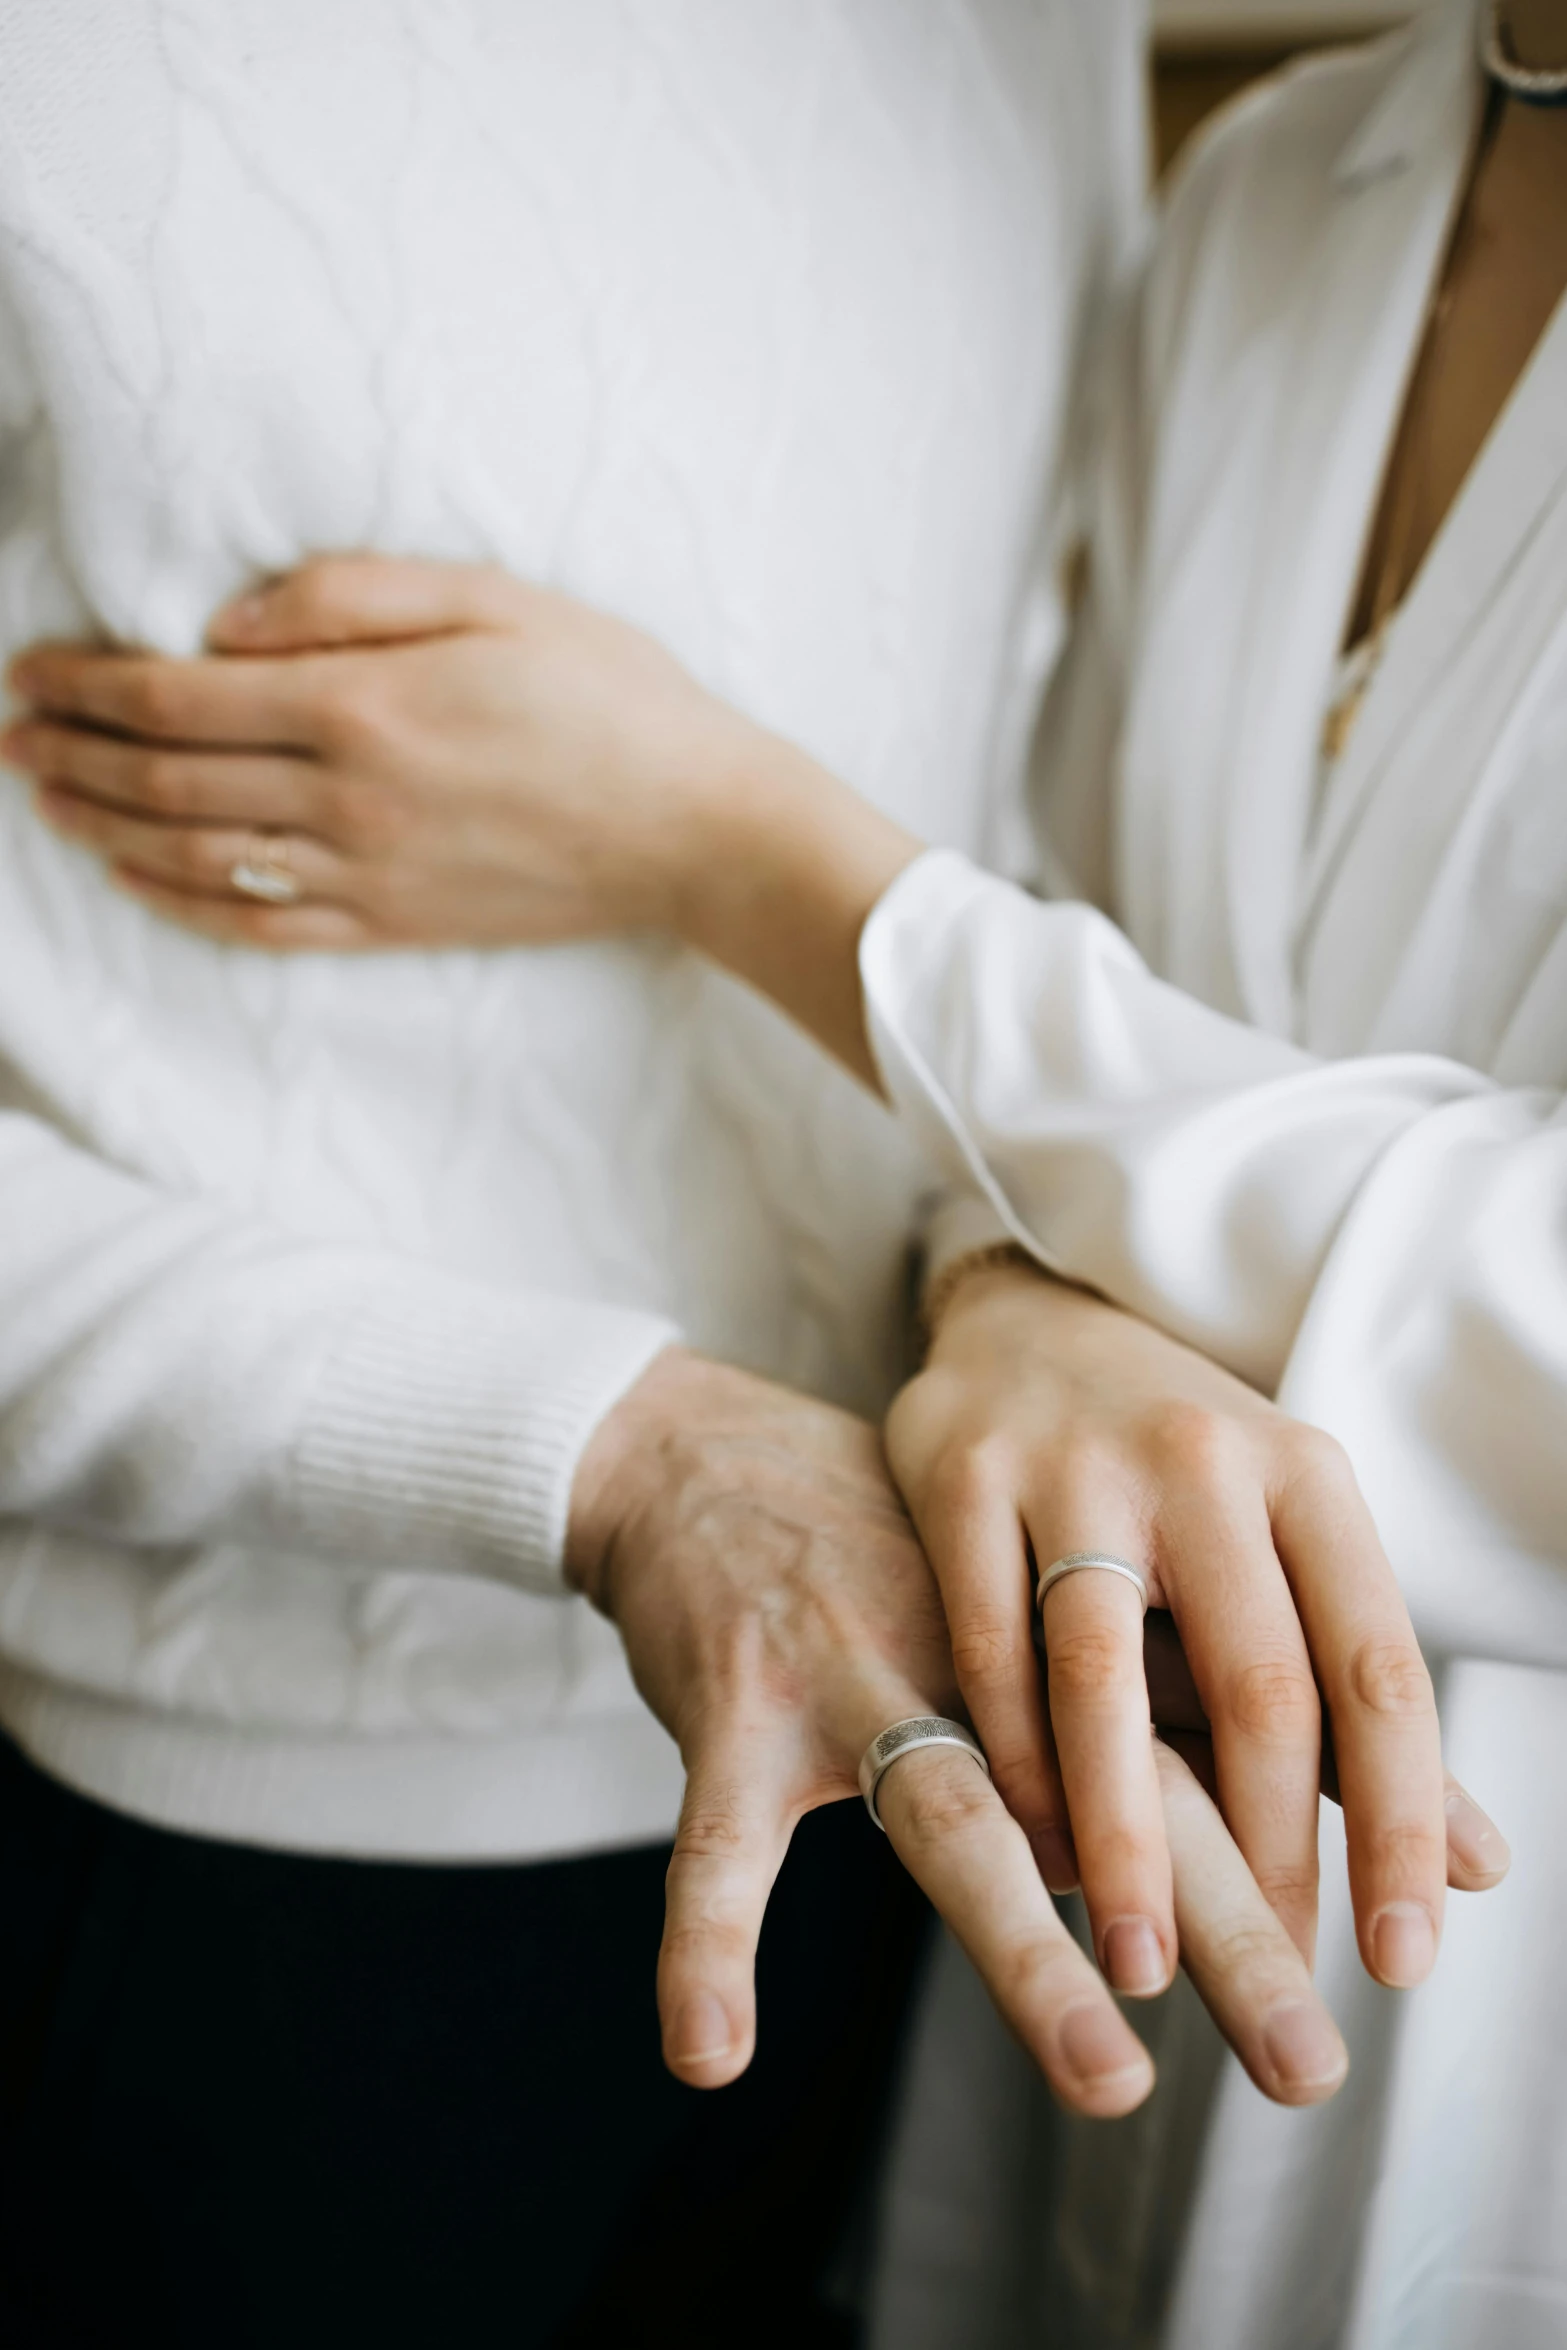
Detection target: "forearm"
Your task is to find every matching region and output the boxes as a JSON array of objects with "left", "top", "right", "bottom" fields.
[
  {"left": 677, "top": 722, "right": 922, "bottom": 1090},
  {"left": 0, "top": 1110, "right": 675, "bottom": 1583}
]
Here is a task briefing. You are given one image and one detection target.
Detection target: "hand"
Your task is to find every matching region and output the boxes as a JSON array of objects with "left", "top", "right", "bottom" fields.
[
  {"left": 5, "top": 558, "right": 752, "bottom": 947},
  {"left": 885, "top": 1260, "right": 1508, "bottom": 2000},
  {"left": 568, "top": 1346, "right": 1355, "bottom": 2115},
  {"left": 5, "top": 555, "right": 918, "bottom": 1080}
]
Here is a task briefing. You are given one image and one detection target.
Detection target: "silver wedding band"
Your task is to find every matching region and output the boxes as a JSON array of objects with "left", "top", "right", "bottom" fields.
[
  {"left": 1036, "top": 1551, "right": 1150, "bottom": 1616},
  {"left": 230, "top": 832, "right": 302, "bottom": 905},
  {"left": 858, "top": 1715, "right": 991, "bottom": 1833}
]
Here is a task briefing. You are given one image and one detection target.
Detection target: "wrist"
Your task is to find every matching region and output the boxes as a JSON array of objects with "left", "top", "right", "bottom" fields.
[
  {"left": 683, "top": 729, "right": 916, "bottom": 954},
  {"left": 672, "top": 724, "right": 923, "bottom": 1082},
  {"left": 565, "top": 1344, "right": 739, "bottom": 1613},
  {"left": 923, "top": 1242, "right": 1042, "bottom": 1348}
]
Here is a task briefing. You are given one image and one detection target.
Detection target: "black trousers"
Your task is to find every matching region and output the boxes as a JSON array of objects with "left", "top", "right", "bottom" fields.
[{"left": 0, "top": 1735, "right": 929, "bottom": 2349}]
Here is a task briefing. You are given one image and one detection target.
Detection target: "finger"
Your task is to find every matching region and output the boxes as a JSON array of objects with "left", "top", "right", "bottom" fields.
[
  {"left": 1155, "top": 1739, "right": 1348, "bottom": 2108},
  {"left": 1156, "top": 1475, "right": 1323, "bottom": 1964},
  {"left": 110, "top": 867, "right": 372, "bottom": 950},
  {"left": 1443, "top": 1772, "right": 1509, "bottom": 1892},
  {"left": 36, "top": 791, "right": 359, "bottom": 908},
  {"left": 911, "top": 1466, "right": 1076, "bottom": 1890},
  {"left": 6, "top": 719, "right": 325, "bottom": 831},
  {"left": 877, "top": 1744, "right": 1154, "bottom": 2118},
  {"left": 1034, "top": 1555, "right": 1174, "bottom": 1997},
  {"left": 658, "top": 1723, "right": 795, "bottom": 2089},
  {"left": 1151, "top": 1619, "right": 1509, "bottom": 1894},
  {"left": 8, "top": 644, "right": 323, "bottom": 751},
  {"left": 209, "top": 555, "right": 524, "bottom": 653},
  {"left": 1270, "top": 1436, "right": 1446, "bottom": 1988}
]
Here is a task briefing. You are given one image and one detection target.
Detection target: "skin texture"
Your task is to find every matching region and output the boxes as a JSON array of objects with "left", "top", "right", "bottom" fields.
[
  {"left": 1348, "top": 0, "right": 1567, "bottom": 637},
  {"left": 3, "top": 559, "right": 1507, "bottom": 1999},
  {"left": 564, "top": 1343, "right": 1360, "bottom": 2113},
  {"left": 5, "top": 558, "right": 914, "bottom": 1084},
  {"left": 892, "top": 1262, "right": 1509, "bottom": 1994}
]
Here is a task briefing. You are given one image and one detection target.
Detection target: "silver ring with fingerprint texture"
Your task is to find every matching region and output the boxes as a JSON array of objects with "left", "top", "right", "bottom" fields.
[{"left": 857, "top": 1715, "right": 991, "bottom": 1833}]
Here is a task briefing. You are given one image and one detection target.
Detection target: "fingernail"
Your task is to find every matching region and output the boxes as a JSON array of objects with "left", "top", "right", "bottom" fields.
[
  {"left": 1445, "top": 1783, "right": 1510, "bottom": 1880},
  {"left": 1262, "top": 2000, "right": 1347, "bottom": 2096},
  {"left": 1371, "top": 1901, "right": 1436, "bottom": 1988},
  {"left": 1059, "top": 2002, "right": 1152, "bottom": 2097},
  {"left": 671, "top": 1992, "right": 733, "bottom": 2067},
  {"left": 1102, "top": 1916, "right": 1170, "bottom": 1997},
  {"left": 1033, "top": 1827, "right": 1080, "bottom": 1895}
]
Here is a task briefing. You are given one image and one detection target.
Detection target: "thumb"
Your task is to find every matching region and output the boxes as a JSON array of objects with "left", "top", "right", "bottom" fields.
[
  {"left": 658, "top": 1719, "right": 796, "bottom": 2089},
  {"left": 208, "top": 555, "right": 523, "bottom": 654}
]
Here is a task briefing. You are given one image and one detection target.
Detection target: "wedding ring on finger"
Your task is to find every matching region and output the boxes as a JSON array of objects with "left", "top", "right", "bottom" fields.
[
  {"left": 858, "top": 1715, "right": 991, "bottom": 1833},
  {"left": 1037, "top": 1552, "right": 1151, "bottom": 1617},
  {"left": 229, "top": 831, "right": 302, "bottom": 905}
]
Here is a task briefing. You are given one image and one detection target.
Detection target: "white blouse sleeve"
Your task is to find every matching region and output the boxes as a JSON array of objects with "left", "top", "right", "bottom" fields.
[
  {"left": 861, "top": 851, "right": 1567, "bottom": 1660},
  {"left": 0, "top": 1109, "right": 676, "bottom": 1591}
]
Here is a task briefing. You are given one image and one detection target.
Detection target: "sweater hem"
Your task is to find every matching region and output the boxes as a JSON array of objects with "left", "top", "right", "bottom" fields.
[{"left": 0, "top": 1663, "right": 686, "bottom": 1864}]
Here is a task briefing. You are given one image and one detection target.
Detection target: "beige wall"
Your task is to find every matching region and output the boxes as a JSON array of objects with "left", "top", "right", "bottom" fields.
[
  {"left": 1152, "top": 1, "right": 1414, "bottom": 174},
  {"left": 1154, "top": 0, "right": 1416, "bottom": 36}
]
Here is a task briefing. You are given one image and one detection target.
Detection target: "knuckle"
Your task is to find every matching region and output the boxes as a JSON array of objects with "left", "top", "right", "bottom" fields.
[
  {"left": 1223, "top": 1656, "right": 1321, "bottom": 1744},
  {"left": 124, "top": 666, "right": 184, "bottom": 735},
  {"left": 1362, "top": 1815, "right": 1445, "bottom": 1885},
  {"left": 1206, "top": 1918, "right": 1289, "bottom": 1984},
  {"left": 895, "top": 1758, "right": 995, "bottom": 1851},
  {"left": 949, "top": 1603, "right": 1026, "bottom": 1690},
  {"left": 1346, "top": 1636, "right": 1434, "bottom": 1721},
  {"left": 659, "top": 1917, "right": 745, "bottom": 1968},
  {"left": 1084, "top": 1821, "right": 1158, "bottom": 1881},
  {"left": 1048, "top": 1621, "right": 1136, "bottom": 1706},
  {"left": 993, "top": 1929, "right": 1079, "bottom": 2013},
  {"left": 1251, "top": 1860, "right": 1320, "bottom": 1912},
  {"left": 672, "top": 1792, "right": 749, "bottom": 1864},
  {"left": 1143, "top": 1401, "right": 1243, "bottom": 1485},
  {"left": 1284, "top": 1422, "right": 1353, "bottom": 1483},
  {"left": 928, "top": 1431, "right": 1015, "bottom": 1519}
]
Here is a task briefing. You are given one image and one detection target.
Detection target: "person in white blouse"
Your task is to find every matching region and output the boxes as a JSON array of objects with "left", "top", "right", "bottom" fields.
[{"left": 8, "top": 0, "right": 1554, "bottom": 2340}]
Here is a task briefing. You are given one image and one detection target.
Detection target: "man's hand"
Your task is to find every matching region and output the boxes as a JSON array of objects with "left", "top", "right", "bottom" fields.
[
  {"left": 567, "top": 1347, "right": 1352, "bottom": 2117},
  {"left": 887, "top": 1261, "right": 1509, "bottom": 2002}
]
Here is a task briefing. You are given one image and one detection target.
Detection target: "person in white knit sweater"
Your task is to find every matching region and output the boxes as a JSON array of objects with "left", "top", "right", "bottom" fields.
[{"left": 0, "top": 5, "right": 1380, "bottom": 2346}]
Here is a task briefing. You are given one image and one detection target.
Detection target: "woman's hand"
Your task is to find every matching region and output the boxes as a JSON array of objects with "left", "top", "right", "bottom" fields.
[
  {"left": 7, "top": 558, "right": 746, "bottom": 949},
  {"left": 885, "top": 1258, "right": 1509, "bottom": 2000},
  {"left": 567, "top": 1345, "right": 1352, "bottom": 2113},
  {"left": 5, "top": 555, "right": 918, "bottom": 1079}
]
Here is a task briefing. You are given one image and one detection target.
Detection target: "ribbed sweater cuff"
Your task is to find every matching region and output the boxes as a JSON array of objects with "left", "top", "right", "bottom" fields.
[{"left": 285, "top": 1283, "right": 679, "bottom": 1593}]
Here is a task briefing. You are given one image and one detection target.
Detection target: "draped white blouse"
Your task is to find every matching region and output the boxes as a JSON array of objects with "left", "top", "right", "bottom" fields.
[{"left": 863, "top": 6, "right": 1567, "bottom": 2345}]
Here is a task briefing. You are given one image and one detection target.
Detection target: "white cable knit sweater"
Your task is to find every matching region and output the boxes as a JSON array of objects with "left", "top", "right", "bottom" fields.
[{"left": 0, "top": 0, "right": 1143, "bottom": 1859}]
